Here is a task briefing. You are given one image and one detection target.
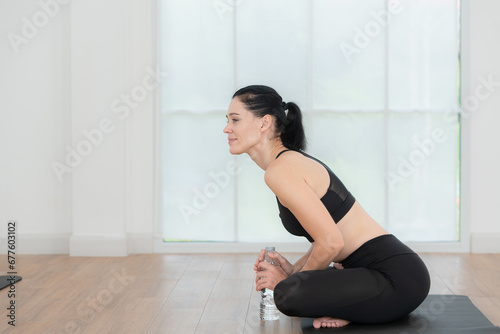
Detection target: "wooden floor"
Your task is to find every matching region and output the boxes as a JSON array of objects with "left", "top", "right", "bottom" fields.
[{"left": 1, "top": 252, "right": 499, "bottom": 333}]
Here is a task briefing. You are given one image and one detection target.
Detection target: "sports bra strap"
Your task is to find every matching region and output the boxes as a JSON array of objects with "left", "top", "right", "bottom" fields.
[{"left": 275, "top": 149, "right": 294, "bottom": 159}]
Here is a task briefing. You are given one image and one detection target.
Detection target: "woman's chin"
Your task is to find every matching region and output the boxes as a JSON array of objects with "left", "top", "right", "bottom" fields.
[{"left": 229, "top": 147, "right": 244, "bottom": 155}]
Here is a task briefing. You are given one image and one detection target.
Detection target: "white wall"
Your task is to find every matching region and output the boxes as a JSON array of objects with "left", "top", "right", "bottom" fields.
[
  {"left": 0, "top": 0, "right": 155, "bottom": 255},
  {"left": 0, "top": 0, "right": 498, "bottom": 255},
  {"left": 464, "top": 0, "right": 500, "bottom": 252},
  {"left": 0, "top": 0, "right": 72, "bottom": 253}
]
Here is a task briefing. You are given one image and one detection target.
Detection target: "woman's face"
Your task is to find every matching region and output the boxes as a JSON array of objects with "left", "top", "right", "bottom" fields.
[{"left": 223, "top": 98, "right": 263, "bottom": 155}]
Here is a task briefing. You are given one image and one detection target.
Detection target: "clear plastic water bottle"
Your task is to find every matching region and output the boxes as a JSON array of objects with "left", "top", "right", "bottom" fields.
[{"left": 259, "top": 246, "right": 280, "bottom": 321}]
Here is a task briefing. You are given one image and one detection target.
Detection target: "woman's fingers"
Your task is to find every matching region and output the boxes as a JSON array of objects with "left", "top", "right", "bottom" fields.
[
  {"left": 255, "top": 262, "right": 288, "bottom": 291},
  {"left": 255, "top": 262, "right": 273, "bottom": 285},
  {"left": 256, "top": 261, "right": 273, "bottom": 272},
  {"left": 268, "top": 251, "right": 295, "bottom": 275},
  {"left": 253, "top": 249, "right": 266, "bottom": 271},
  {"left": 273, "top": 252, "right": 289, "bottom": 266},
  {"left": 256, "top": 279, "right": 270, "bottom": 292},
  {"left": 258, "top": 249, "right": 266, "bottom": 260}
]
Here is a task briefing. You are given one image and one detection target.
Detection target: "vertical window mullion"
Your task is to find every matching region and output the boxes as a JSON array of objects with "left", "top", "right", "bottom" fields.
[{"left": 384, "top": 0, "right": 390, "bottom": 230}]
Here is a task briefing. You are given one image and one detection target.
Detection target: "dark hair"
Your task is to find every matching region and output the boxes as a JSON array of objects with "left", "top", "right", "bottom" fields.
[{"left": 232, "top": 85, "right": 306, "bottom": 151}]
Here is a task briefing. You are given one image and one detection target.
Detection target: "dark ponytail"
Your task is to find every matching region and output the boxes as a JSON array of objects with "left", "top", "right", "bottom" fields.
[
  {"left": 280, "top": 101, "right": 306, "bottom": 151},
  {"left": 232, "top": 85, "right": 307, "bottom": 151}
]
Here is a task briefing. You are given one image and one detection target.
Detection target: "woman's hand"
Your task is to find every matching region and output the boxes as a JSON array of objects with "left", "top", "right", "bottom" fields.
[
  {"left": 255, "top": 261, "right": 289, "bottom": 291},
  {"left": 253, "top": 249, "right": 266, "bottom": 272},
  {"left": 253, "top": 250, "right": 294, "bottom": 276}
]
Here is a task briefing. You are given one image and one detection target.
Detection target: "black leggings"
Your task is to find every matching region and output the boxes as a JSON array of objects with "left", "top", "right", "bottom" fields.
[{"left": 274, "top": 234, "right": 430, "bottom": 324}]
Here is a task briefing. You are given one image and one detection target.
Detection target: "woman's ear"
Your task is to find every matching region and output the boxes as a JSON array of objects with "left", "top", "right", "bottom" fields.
[{"left": 260, "top": 114, "right": 273, "bottom": 131}]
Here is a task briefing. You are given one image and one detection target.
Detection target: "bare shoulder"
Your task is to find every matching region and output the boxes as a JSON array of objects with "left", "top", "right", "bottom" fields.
[
  {"left": 264, "top": 151, "right": 310, "bottom": 202},
  {"left": 265, "top": 151, "right": 304, "bottom": 184}
]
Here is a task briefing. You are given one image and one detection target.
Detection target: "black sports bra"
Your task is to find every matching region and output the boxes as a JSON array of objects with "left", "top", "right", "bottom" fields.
[{"left": 275, "top": 149, "right": 356, "bottom": 242}]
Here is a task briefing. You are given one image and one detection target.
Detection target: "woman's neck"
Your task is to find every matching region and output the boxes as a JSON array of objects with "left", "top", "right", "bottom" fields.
[{"left": 247, "top": 142, "right": 286, "bottom": 170}]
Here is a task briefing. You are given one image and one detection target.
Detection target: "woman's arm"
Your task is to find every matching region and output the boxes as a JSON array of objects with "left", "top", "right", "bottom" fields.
[
  {"left": 299, "top": 239, "right": 342, "bottom": 271},
  {"left": 265, "top": 164, "right": 344, "bottom": 272},
  {"left": 290, "top": 243, "right": 314, "bottom": 274}
]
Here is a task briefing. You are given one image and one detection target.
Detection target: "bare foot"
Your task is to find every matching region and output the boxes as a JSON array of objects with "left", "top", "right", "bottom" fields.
[{"left": 313, "top": 317, "right": 350, "bottom": 329}]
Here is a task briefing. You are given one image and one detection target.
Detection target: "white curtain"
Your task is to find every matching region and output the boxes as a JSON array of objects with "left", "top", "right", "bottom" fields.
[{"left": 160, "top": 0, "right": 460, "bottom": 243}]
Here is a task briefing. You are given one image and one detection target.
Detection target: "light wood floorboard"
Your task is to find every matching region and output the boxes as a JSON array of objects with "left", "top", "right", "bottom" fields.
[{"left": 0, "top": 252, "right": 499, "bottom": 333}]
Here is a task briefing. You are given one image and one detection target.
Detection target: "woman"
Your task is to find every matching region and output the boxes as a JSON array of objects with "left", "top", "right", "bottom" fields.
[{"left": 223, "top": 85, "right": 430, "bottom": 329}]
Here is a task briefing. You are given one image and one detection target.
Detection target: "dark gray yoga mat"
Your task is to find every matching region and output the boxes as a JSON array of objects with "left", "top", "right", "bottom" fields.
[
  {"left": 0, "top": 275, "right": 22, "bottom": 290},
  {"left": 301, "top": 295, "right": 500, "bottom": 333}
]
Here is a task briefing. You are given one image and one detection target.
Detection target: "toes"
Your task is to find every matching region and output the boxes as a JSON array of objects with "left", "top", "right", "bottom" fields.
[
  {"left": 313, "top": 317, "right": 331, "bottom": 329},
  {"left": 313, "top": 317, "right": 350, "bottom": 329}
]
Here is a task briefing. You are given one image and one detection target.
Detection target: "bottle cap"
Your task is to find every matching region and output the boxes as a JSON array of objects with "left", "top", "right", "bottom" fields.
[{"left": 265, "top": 246, "right": 275, "bottom": 252}]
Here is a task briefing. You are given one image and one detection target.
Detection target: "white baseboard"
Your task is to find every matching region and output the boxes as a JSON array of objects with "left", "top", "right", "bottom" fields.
[
  {"left": 471, "top": 232, "right": 500, "bottom": 253},
  {"left": 153, "top": 237, "right": 474, "bottom": 254},
  {"left": 0, "top": 233, "right": 71, "bottom": 254},
  {"left": 69, "top": 234, "right": 128, "bottom": 257},
  {"left": 153, "top": 237, "right": 311, "bottom": 253},
  {"left": 127, "top": 233, "right": 154, "bottom": 254}
]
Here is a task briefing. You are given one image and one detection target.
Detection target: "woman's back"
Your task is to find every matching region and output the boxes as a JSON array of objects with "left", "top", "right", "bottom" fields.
[{"left": 269, "top": 150, "right": 388, "bottom": 262}]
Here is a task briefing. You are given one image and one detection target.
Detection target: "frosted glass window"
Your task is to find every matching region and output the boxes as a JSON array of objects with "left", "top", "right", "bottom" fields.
[
  {"left": 160, "top": 0, "right": 234, "bottom": 111},
  {"left": 312, "top": 0, "right": 386, "bottom": 110},
  {"left": 160, "top": 0, "right": 460, "bottom": 243},
  {"left": 235, "top": 0, "right": 310, "bottom": 107},
  {"left": 387, "top": 112, "right": 460, "bottom": 241},
  {"left": 388, "top": 0, "right": 459, "bottom": 110}
]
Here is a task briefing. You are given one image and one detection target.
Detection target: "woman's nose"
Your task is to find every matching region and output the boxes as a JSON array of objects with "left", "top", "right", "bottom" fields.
[{"left": 223, "top": 123, "right": 231, "bottom": 133}]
